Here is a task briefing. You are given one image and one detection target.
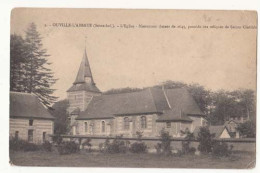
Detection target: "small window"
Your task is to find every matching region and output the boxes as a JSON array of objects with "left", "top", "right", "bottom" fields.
[
  {"left": 166, "top": 122, "right": 171, "bottom": 128},
  {"left": 43, "top": 132, "right": 46, "bottom": 142},
  {"left": 84, "top": 122, "right": 88, "bottom": 132},
  {"left": 28, "top": 130, "right": 33, "bottom": 142},
  {"left": 29, "top": 119, "right": 33, "bottom": 126},
  {"left": 101, "top": 121, "right": 105, "bottom": 132},
  {"left": 15, "top": 131, "right": 19, "bottom": 140},
  {"left": 124, "top": 117, "right": 130, "bottom": 130},
  {"left": 141, "top": 116, "right": 147, "bottom": 129}
]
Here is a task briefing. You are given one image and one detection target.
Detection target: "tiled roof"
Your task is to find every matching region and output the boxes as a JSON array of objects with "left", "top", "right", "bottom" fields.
[
  {"left": 77, "top": 88, "right": 204, "bottom": 120},
  {"left": 10, "top": 92, "right": 54, "bottom": 120},
  {"left": 77, "top": 89, "right": 159, "bottom": 120}
]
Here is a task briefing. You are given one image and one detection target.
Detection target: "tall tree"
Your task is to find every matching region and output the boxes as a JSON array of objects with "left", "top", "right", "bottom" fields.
[
  {"left": 25, "top": 23, "right": 57, "bottom": 106},
  {"left": 10, "top": 34, "right": 27, "bottom": 91},
  {"left": 10, "top": 23, "right": 58, "bottom": 107}
]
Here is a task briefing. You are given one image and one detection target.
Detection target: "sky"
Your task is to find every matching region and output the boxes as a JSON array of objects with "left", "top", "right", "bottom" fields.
[{"left": 11, "top": 8, "right": 257, "bottom": 100}]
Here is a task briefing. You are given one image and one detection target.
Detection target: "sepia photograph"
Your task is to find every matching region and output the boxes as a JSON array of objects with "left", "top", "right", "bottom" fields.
[{"left": 9, "top": 8, "right": 256, "bottom": 168}]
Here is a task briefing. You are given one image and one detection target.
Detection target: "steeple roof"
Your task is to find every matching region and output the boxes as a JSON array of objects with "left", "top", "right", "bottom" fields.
[
  {"left": 67, "top": 47, "right": 101, "bottom": 93},
  {"left": 73, "top": 48, "right": 94, "bottom": 84}
]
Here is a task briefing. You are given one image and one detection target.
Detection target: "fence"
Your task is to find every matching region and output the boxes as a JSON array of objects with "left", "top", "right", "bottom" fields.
[{"left": 50, "top": 135, "right": 256, "bottom": 153}]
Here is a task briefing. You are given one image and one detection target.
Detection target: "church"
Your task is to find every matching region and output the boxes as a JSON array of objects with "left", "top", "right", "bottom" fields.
[{"left": 67, "top": 48, "right": 207, "bottom": 138}]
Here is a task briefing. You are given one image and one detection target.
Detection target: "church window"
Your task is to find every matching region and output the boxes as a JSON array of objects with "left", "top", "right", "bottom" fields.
[
  {"left": 84, "top": 122, "right": 88, "bottom": 132},
  {"left": 29, "top": 119, "right": 33, "bottom": 126},
  {"left": 124, "top": 117, "right": 130, "bottom": 130},
  {"left": 141, "top": 116, "right": 147, "bottom": 128},
  {"left": 166, "top": 122, "right": 171, "bottom": 128},
  {"left": 101, "top": 121, "right": 105, "bottom": 132},
  {"left": 15, "top": 131, "right": 19, "bottom": 140},
  {"left": 43, "top": 132, "right": 46, "bottom": 142}
]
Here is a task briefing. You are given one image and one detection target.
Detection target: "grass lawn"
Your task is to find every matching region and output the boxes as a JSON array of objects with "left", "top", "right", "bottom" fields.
[{"left": 9, "top": 150, "right": 255, "bottom": 168}]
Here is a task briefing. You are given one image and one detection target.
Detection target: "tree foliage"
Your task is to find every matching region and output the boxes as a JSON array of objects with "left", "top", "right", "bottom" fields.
[
  {"left": 197, "top": 126, "right": 214, "bottom": 153},
  {"left": 50, "top": 99, "right": 70, "bottom": 135},
  {"left": 236, "top": 120, "right": 256, "bottom": 138},
  {"left": 10, "top": 23, "right": 57, "bottom": 107}
]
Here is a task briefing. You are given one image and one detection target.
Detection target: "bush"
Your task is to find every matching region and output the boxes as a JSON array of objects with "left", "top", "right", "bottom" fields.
[
  {"left": 57, "top": 141, "right": 80, "bottom": 155},
  {"left": 102, "top": 136, "right": 127, "bottom": 154},
  {"left": 9, "top": 137, "right": 40, "bottom": 152},
  {"left": 42, "top": 141, "right": 52, "bottom": 152},
  {"left": 23, "top": 142, "right": 40, "bottom": 151},
  {"left": 236, "top": 120, "right": 256, "bottom": 138},
  {"left": 156, "top": 129, "right": 172, "bottom": 155},
  {"left": 52, "top": 135, "right": 63, "bottom": 145},
  {"left": 212, "top": 142, "right": 233, "bottom": 157},
  {"left": 130, "top": 142, "right": 147, "bottom": 153},
  {"left": 181, "top": 129, "right": 195, "bottom": 154},
  {"left": 10, "top": 137, "right": 26, "bottom": 151},
  {"left": 197, "top": 126, "right": 214, "bottom": 153},
  {"left": 82, "top": 138, "right": 92, "bottom": 152}
]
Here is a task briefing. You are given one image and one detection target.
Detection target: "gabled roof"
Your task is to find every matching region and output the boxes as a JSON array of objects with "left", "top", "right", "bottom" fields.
[
  {"left": 76, "top": 88, "right": 204, "bottom": 120},
  {"left": 193, "top": 125, "right": 228, "bottom": 138},
  {"left": 10, "top": 92, "right": 54, "bottom": 120},
  {"left": 77, "top": 89, "right": 159, "bottom": 120},
  {"left": 224, "top": 120, "right": 239, "bottom": 126}
]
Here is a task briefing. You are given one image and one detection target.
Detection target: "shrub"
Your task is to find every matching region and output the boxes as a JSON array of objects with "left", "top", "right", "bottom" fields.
[
  {"left": 181, "top": 129, "right": 195, "bottom": 154},
  {"left": 42, "top": 141, "right": 52, "bottom": 152},
  {"left": 82, "top": 138, "right": 92, "bottom": 152},
  {"left": 156, "top": 129, "right": 172, "bottom": 155},
  {"left": 9, "top": 137, "right": 40, "bottom": 152},
  {"left": 23, "top": 142, "right": 40, "bottom": 151},
  {"left": 102, "top": 136, "right": 127, "bottom": 154},
  {"left": 236, "top": 120, "right": 256, "bottom": 138},
  {"left": 57, "top": 141, "right": 80, "bottom": 155},
  {"left": 212, "top": 142, "right": 233, "bottom": 157},
  {"left": 197, "top": 126, "right": 214, "bottom": 153},
  {"left": 52, "top": 135, "right": 63, "bottom": 145},
  {"left": 10, "top": 137, "right": 26, "bottom": 151},
  {"left": 155, "top": 143, "right": 162, "bottom": 154},
  {"left": 130, "top": 142, "right": 147, "bottom": 153}
]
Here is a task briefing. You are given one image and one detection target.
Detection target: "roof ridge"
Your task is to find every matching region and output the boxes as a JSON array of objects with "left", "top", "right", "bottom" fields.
[{"left": 148, "top": 88, "right": 159, "bottom": 112}]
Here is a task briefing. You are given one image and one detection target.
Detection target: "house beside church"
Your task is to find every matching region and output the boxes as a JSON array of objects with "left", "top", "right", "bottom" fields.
[
  {"left": 10, "top": 92, "right": 54, "bottom": 143},
  {"left": 67, "top": 48, "right": 208, "bottom": 138}
]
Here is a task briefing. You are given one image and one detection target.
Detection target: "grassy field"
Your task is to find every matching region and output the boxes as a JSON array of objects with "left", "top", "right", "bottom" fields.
[{"left": 9, "top": 150, "right": 255, "bottom": 168}]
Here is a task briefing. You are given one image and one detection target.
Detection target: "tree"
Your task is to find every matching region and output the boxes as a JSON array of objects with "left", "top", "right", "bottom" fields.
[
  {"left": 103, "top": 87, "right": 142, "bottom": 95},
  {"left": 236, "top": 121, "right": 256, "bottom": 138},
  {"left": 10, "top": 23, "right": 58, "bottom": 107},
  {"left": 50, "top": 99, "right": 70, "bottom": 135},
  {"left": 10, "top": 34, "right": 27, "bottom": 91},
  {"left": 197, "top": 126, "right": 214, "bottom": 153}
]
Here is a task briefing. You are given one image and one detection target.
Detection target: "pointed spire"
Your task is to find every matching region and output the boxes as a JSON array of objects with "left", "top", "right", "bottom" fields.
[{"left": 73, "top": 40, "right": 95, "bottom": 85}]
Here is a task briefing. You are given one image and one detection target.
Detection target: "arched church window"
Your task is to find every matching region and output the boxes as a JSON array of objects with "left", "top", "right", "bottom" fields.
[
  {"left": 141, "top": 116, "right": 147, "bottom": 128},
  {"left": 124, "top": 117, "right": 130, "bottom": 130},
  {"left": 84, "top": 122, "right": 88, "bottom": 132},
  {"left": 101, "top": 121, "right": 105, "bottom": 132}
]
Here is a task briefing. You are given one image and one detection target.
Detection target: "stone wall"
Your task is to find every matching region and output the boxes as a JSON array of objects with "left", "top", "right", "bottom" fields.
[{"left": 10, "top": 118, "right": 53, "bottom": 143}]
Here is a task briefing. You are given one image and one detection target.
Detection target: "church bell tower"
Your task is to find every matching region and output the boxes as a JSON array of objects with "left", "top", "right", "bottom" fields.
[{"left": 67, "top": 46, "right": 101, "bottom": 115}]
